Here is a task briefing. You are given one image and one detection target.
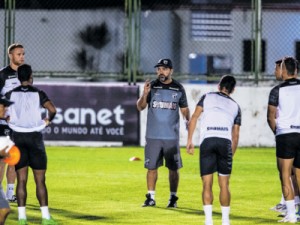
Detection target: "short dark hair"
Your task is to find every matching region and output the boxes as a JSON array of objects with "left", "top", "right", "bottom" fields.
[
  {"left": 283, "top": 57, "right": 298, "bottom": 75},
  {"left": 275, "top": 57, "right": 299, "bottom": 74},
  {"left": 219, "top": 75, "right": 236, "bottom": 94},
  {"left": 7, "top": 43, "right": 24, "bottom": 54},
  {"left": 17, "top": 64, "right": 32, "bottom": 82}
]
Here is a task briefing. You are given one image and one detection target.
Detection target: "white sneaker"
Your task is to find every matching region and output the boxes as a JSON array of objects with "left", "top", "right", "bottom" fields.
[
  {"left": 271, "top": 203, "right": 287, "bottom": 213},
  {"left": 278, "top": 215, "right": 297, "bottom": 223},
  {"left": 222, "top": 223, "right": 230, "bottom": 225}
]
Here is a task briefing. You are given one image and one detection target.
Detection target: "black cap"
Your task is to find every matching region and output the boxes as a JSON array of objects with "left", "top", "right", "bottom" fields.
[
  {"left": 154, "top": 58, "right": 173, "bottom": 69},
  {"left": 0, "top": 95, "right": 13, "bottom": 107}
]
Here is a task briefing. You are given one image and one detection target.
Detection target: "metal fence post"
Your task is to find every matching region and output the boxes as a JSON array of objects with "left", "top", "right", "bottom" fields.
[
  {"left": 125, "top": 0, "right": 141, "bottom": 85},
  {"left": 3, "top": 0, "right": 15, "bottom": 66},
  {"left": 254, "top": 0, "right": 262, "bottom": 84},
  {"left": 125, "top": 0, "right": 132, "bottom": 84},
  {"left": 132, "top": 0, "right": 141, "bottom": 85}
]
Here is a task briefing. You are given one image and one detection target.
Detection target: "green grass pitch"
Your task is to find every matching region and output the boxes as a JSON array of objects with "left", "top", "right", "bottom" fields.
[{"left": 4, "top": 146, "right": 282, "bottom": 224}]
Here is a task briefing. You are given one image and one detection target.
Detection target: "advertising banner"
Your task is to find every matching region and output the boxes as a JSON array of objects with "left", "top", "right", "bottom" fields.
[{"left": 36, "top": 83, "right": 139, "bottom": 145}]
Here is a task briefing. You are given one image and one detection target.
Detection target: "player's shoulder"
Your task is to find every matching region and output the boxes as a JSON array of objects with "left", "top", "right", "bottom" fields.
[
  {"left": 29, "top": 85, "right": 44, "bottom": 93},
  {"left": 11, "top": 85, "right": 40, "bottom": 92},
  {"left": 0, "top": 65, "right": 14, "bottom": 74},
  {"left": 204, "top": 91, "right": 222, "bottom": 99},
  {"left": 0, "top": 65, "right": 8, "bottom": 72},
  {"left": 171, "top": 78, "right": 184, "bottom": 88},
  {"left": 167, "top": 79, "right": 186, "bottom": 92},
  {"left": 279, "top": 78, "right": 300, "bottom": 88},
  {"left": 151, "top": 79, "right": 185, "bottom": 91},
  {"left": 0, "top": 66, "right": 8, "bottom": 76},
  {"left": 269, "top": 83, "right": 281, "bottom": 94},
  {"left": 207, "top": 91, "right": 218, "bottom": 96}
]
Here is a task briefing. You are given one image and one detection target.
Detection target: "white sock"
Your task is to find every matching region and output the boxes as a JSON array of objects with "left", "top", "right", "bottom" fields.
[
  {"left": 40, "top": 206, "right": 51, "bottom": 219},
  {"left": 18, "top": 207, "right": 27, "bottom": 220},
  {"left": 170, "top": 192, "right": 177, "bottom": 198},
  {"left": 6, "top": 183, "right": 14, "bottom": 199},
  {"left": 286, "top": 200, "right": 296, "bottom": 219},
  {"left": 221, "top": 206, "right": 230, "bottom": 224},
  {"left": 203, "top": 205, "right": 213, "bottom": 225},
  {"left": 280, "top": 194, "right": 285, "bottom": 205},
  {"left": 148, "top": 191, "right": 155, "bottom": 200}
]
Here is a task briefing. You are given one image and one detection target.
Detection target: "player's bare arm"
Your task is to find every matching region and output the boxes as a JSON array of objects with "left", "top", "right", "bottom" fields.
[
  {"left": 43, "top": 100, "right": 57, "bottom": 126},
  {"left": 180, "top": 107, "right": 190, "bottom": 129},
  {"left": 267, "top": 104, "right": 277, "bottom": 134},
  {"left": 231, "top": 124, "right": 240, "bottom": 155},
  {"left": 186, "top": 106, "right": 203, "bottom": 155},
  {"left": 137, "top": 79, "right": 151, "bottom": 111}
]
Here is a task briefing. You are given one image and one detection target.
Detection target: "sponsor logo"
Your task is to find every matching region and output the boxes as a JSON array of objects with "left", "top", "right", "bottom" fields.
[
  {"left": 207, "top": 127, "right": 228, "bottom": 131},
  {"left": 43, "top": 105, "right": 125, "bottom": 126},
  {"left": 291, "top": 125, "right": 300, "bottom": 129},
  {"left": 145, "top": 158, "right": 150, "bottom": 166},
  {"left": 4, "top": 129, "right": 10, "bottom": 136},
  {"left": 152, "top": 101, "right": 177, "bottom": 110}
]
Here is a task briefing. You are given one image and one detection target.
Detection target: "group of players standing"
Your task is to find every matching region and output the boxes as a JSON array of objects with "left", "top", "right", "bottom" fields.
[
  {"left": 1, "top": 45, "right": 299, "bottom": 225},
  {"left": 0, "top": 43, "right": 57, "bottom": 225},
  {"left": 137, "top": 56, "right": 300, "bottom": 224}
]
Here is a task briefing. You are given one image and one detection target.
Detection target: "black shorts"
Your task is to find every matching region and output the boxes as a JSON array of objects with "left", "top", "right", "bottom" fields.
[
  {"left": 12, "top": 131, "right": 47, "bottom": 170},
  {"left": 276, "top": 133, "right": 300, "bottom": 168},
  {"left": 200, "top": 137, "right": 232, "bottom": 176},
  {"left": 144, "top": 138, "right": 182, "bottom": 170},
  {"left": 0, "top": 124, "right": 12, "bottom": 137}
]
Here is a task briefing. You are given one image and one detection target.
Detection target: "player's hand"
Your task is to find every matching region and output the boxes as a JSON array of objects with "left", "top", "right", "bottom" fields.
[
  {"left": 0, "top": 146, "right": 9, "bottom": 158},
  {"left": 143, "top": 79, "right": 151, "bottom": 95},
  {"left": 44, "top": 118, "right": 51, "bottom": 126},
  {"left": 186, "top": 142, "right": 194, "bottom": 155}
]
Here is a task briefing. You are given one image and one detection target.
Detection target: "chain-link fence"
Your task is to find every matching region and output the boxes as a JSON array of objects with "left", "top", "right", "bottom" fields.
[{"left": 1, "top": 0, "right": 300, "bottom": 84}]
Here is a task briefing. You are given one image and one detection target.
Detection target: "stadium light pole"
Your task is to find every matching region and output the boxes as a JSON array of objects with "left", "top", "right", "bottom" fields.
[{"left": 3, "top": 0, "right": 15, "bottom": 66}]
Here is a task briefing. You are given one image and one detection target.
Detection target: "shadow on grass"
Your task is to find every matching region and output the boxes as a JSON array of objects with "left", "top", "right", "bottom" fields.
[
  {"left": 23, "top": 204, "right": 108, "bottom": 222},
  {"left": 10, "top": 203, "right": 277, "bottom": 224},
  {"left": 158, "top": 206, "right": 201, "bottom": 215},
  {"left": 159, "top": 206, "right": 276, "bottom": 224}
]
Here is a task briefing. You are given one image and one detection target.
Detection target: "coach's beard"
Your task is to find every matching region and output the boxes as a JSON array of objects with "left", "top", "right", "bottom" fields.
[{"left": 159, "top": 74, "right": 170, "bottom": 82}]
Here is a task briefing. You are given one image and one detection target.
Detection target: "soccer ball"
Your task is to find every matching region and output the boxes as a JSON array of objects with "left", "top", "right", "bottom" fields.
[
  {"left": 0, "top": 136, "right": 20, "bottom": 166},
  {"left": 4, "top": 145, "right": 20, "bottom": 166}
]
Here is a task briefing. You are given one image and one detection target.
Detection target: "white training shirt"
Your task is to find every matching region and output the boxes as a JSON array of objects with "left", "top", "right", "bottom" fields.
[
  {"left": 6, "top": 85, "right": 49, "bottom": 132},
  {"left": 268, "top": 78, "right": 300, "bottom": 135},
  {"left": 197, "top": 92, "right": 241, "bottom": 145}
]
